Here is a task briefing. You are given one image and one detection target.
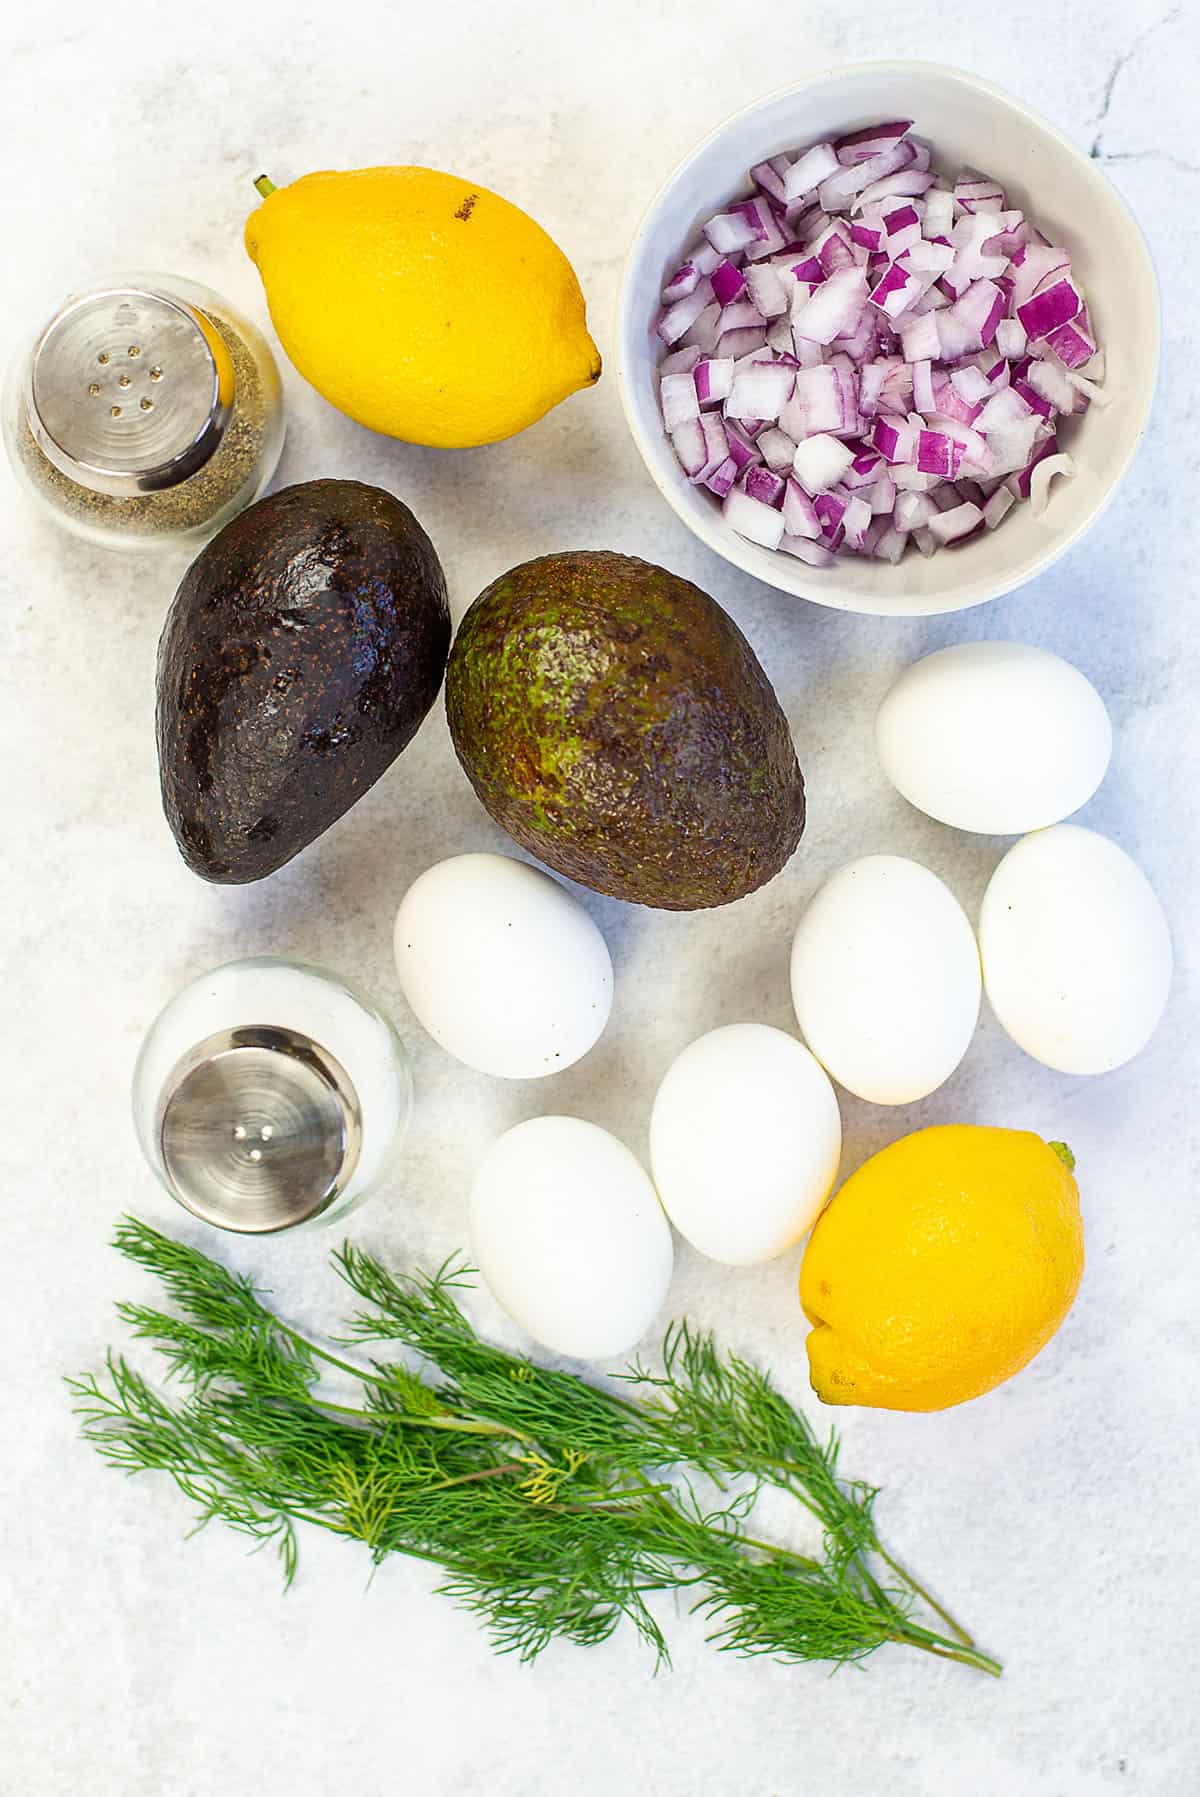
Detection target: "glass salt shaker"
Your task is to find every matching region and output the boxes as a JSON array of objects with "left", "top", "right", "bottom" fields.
[
  {"left": 3, "top": 272, "right": 284, "bottom": 552},
  {"left": 133, "top": 958, "right": 412, "bottom": 1234}
]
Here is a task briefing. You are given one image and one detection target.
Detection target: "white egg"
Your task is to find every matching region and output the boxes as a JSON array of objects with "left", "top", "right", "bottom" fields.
[
  {"left": 469, "top": 1116, "right": 673, "bottom": 1359},
  {"left": 394, "top": 853, "right": 612, "bottom": 1079},
  {"left": 649, "top": 1024, "right": 841, "bottom": 1265},
  {"left": 980, "top": 824, "right": 1172, "bottom": 1075},
  {"left": 876, "top": 641, "right": 1112, "bottom": 835},
  {"left": 790, "top": 855, "right": 981, "bottom": 1105}
]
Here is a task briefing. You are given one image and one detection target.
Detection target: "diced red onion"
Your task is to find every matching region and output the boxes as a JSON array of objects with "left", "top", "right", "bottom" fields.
[
  {"left": 766, "top": 316, "right": 795, "bottom": 357},
  {"left": 661, "top": 371, "right": 701, "bottom": 432},
  {"left": 1024, "top": 356, "right": 1080, "bottom": 414},
  {"left": 742, "top": 464, "right": 786, "bottom": 507},
  {"left": 757, "top": 426, "right": 799, "bottom": 471},
  {"left": 690, "top": 413, "right": 729, "bottom": 482},
  {"left": 661, "top": 344, "right": 702, "bottom": 375},
  {"left": 750, "top": 159, "right": 790, "bottom": 206},
  {"left": 1011, "top": 375, "right": 1054, "bottom": 421},
  {"left": 744, "top": 263, "right": 790, "bottom": 318},
  {"left": 954, "top": 171, "right": 1005, "bottom": 213},
  {"left": 894, "top": 489, "right": 937, "bottom": 532},
  {"left": 783, "top": 477, "right": 821, "bottom": 539},
  {"left": 783, "top": 142, "right": 840, "bottom": 203},
  {"left": 868, "top": 259, "right": 925, "bottom": 320},
  {"left": 868, "top": 471, "right": 897, "bottom": 514},
  {"left": 655, "top": 119, "right": 1104, "bottom": 568},
  {"left": 694, "top": 356, "right": 734, "bottom": 407},
  {"left": 947, "top": 213, "right": 1010, "bottom": 290},
  {"left": 714, "top": 326, "right": 768, "bottom": 359},
  {"left": 723, "top": 487, "right": 786, "bottom": 548},
  {"left": 1009, "top": 243, "right": 1070, "bottom": 308},
  {"left": 841, "top": 444, "right": 883, "bottom": 489},
  {"left": 792, "top": 266, "right": 869, "bottom": 345},
  {"left": 950, "top": 365, "right": 992, "bottom": 407},
  {"left": 1010, "top": 431, "right": 1059, "bottom": 497},
  {"left": 983, "top": 485, "right": 1015, "bottom": 529},
  {"left": 662, "top": 263, "right": 700, "bottom": 304},
  {"left": 711, "top": 259, "right": 747, "bottom": 306},
  {"left": 929, "top": 500, "right": 984, "bottom": 544},
  {"left": 911, "top": 357, "right": 936, "bottom": 414},
  {"left": 840, "top": 494, "right": 873, "bottom": 549},
  {"left": 922, "top": 186, "right": 955, "bottom": 238},
  {"left": 681, "top": 302, "right": 722, "bottom": 353},
  {"left": 670, "top": 419, "right": 707, "bottom": 477},
  {"left": 705, "top": 212, "right": 761, "bottom": 255},
  {"left": 854, "top": 168, "right": 934, "bottom": 211},
  {"left": 780, "top": 534, "right": 836, "bottom": 565},
  {"left": 994, "top": 317, "right": 1027, "bottom": 359},
  {"left": 834, "top": 305, "right": 879, "bottom": 363},
  {"left": 1045, "top": 317, "right": 1096, "bottom": 370},
  {"left": 1067, "top": 368, "right": 1109, "bottom": 406},
  {"left": 975, "top": 384, "right": 1034, "bottom": 434},
  {"left": 814, "top": 491, "right": 848, "bottom": 542},
  {"left": 884, "top": 204, "right": 922, "bottom": 255},
  {"left": 792, "top": 431, "right": 855, "bottom": 494},
  {"left": 1017, "top": 278, "right": 1081, "bottom": 341},
  {"left": 835, "top": 119, "right": 913, "bottom": 164},
  {"left": 658, "top": 280, "right": 715, "bottom": 345},
  {"left": 1028, "top": 451, "right": 1076, "bottom": 517},
  {"left": 872, "top": 414, "right": 919, "bottom": 462},
  {"left": 705, "top": 456, "right": 738, "bottom": 498},
  {"left": 726, "top": 361, "right": 795, "bottom": 422},
  {"left": 819, "top": 142, "right": 915, "bottom": 212},
  {"left": 724, "top": 422, "right": 762, "bottom": 470},
  {"left": 905, "top": 239, "right": 956, "bottom": 277},
  {"left": 851, "top": 216, "right": 885, "bottom": 254}
]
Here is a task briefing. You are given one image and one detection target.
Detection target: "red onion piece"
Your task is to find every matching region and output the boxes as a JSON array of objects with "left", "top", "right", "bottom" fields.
[
  {"left": 661, "top": 372, "right": 701, "bottom": 432},
  {"left": 723, "top": 488, "right": 786, "bottom": 547},
  {"left": 1045, "top": 317, "right": 1096, "bottom": 370},
  {"left": 929, "top": 500, "right": 984, "bottom": 543},
  {"left": 1017, "top": 278, "right": 1081, "bottom": 341},
  {"left": 711, "top": 259, "right": 747, "bottom": 306},
  {"left": 792, "top": 432, "right": 855, "bottom": 495},
  {"left": 783, "top": 142, "right": 840, "bottom": 203},
  {"left": 660, "top": 345, "right": 702, "bottom": 375}
]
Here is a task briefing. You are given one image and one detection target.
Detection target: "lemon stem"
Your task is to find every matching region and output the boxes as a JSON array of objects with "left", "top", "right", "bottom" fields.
[
  {"left": 1048, "top": 1140, "right": 1076, "bottom": 1172},
  {"left": 253, "top": 174, "right": 277, "bottom": 199}
]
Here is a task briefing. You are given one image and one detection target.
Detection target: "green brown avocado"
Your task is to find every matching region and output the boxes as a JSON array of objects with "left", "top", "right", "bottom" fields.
[
  {"left": 157, "top": 479, "right": 449, "bottom": 883},
  {"left": 445, "top": 550, "right": 805, "bottom": 909}
]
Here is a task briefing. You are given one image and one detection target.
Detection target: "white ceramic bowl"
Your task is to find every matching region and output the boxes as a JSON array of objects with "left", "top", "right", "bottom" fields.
[{"left": 616, "top": 62, "right": 1159, "bottom": 617}]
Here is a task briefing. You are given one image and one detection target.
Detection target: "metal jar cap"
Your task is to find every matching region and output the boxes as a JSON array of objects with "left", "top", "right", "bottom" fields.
[
  {"left": 158, "top": 1026, "right": 363, "bottom": 1234},
  {"left": 29, "top": 286, "right": 235, "bottom": 496}
]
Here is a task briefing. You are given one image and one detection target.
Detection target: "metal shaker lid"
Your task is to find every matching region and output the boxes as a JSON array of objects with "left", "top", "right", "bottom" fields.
[
  {"left": 29, "top": 286, "right": 235, "bottom": 496},
  {"left": 158, "top": 1026, "right": 363, "bottom": 1234}
]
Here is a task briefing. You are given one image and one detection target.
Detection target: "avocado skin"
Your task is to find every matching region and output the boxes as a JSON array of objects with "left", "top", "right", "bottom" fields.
[
  {"left": 445, "top": 550, "right": 805, "bottom": 910},
  {"left": 157, "top": 479, "right": 449, "bottom": 883}
]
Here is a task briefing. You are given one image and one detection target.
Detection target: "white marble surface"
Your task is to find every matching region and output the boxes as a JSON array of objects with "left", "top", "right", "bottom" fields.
[{"left": 2, "top": 3, "right": 1198, "bottom": 1792}]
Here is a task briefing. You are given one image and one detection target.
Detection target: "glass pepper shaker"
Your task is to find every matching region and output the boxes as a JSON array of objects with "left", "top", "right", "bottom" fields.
[
  {"left": 132, "top": 958, "right": 412, "bottom": 1234},
  {"left": 3, "top": 272, "right": 285, "bottom": 552}
]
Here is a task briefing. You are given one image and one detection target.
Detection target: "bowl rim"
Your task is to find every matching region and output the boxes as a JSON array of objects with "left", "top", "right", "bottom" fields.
[{"left": 615, "top": 58, "right": 1161, "bottom": 618}]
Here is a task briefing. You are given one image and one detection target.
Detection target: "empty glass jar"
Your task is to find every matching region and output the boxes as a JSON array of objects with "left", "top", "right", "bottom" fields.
[
  {"left": 3, "top": 271, "right": 284, "bottom": 552},
  {"left": 133, "top": 958, "right": 412, "bottom": 1234}
]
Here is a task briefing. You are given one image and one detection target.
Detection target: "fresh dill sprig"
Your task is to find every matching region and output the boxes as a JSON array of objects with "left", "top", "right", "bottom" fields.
[{"left": 68, "top": 1217, "right": 1000, "bottom": 1677}]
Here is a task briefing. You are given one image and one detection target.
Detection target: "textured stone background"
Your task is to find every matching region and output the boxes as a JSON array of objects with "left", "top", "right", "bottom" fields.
[{"left": 2, "top": 3, "right": 1197, "bottom": 1792}]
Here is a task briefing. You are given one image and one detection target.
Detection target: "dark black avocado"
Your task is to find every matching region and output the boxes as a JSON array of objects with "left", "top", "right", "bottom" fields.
[
  {"left": 445, "top": 550, "right": 805, "bottom": 909},
  {"left": 157, "top": 479, "right": 450, "bottom": 882}
]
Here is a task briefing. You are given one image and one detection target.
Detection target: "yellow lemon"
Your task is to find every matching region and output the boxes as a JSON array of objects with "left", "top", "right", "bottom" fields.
[
  {"left": 245, "top": 166, "right": 601, "bottom": 448},
  {"left": 800, "top": 1126, "right": 1083, "bottom": 1412}
]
